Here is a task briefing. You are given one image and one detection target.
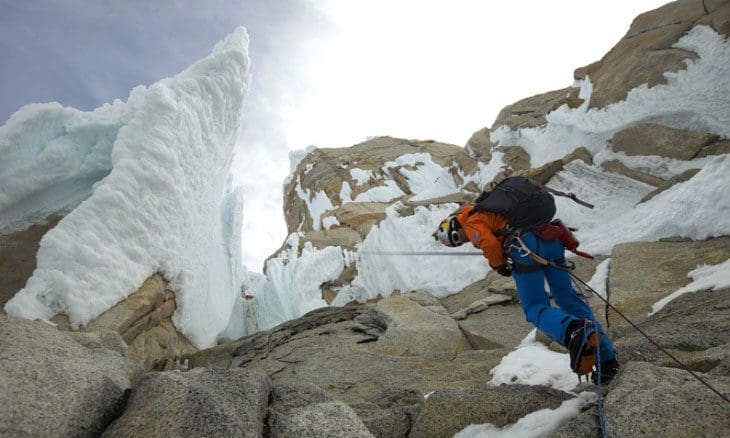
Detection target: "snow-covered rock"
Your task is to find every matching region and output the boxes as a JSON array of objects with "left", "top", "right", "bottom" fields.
[{"left": 574, "top": 0, "right": 729, "bottom": 109}]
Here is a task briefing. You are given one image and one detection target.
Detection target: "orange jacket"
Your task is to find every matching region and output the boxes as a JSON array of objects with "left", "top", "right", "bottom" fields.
[{"left": 455, "top": 204, "right": 508, "bottom": 268}]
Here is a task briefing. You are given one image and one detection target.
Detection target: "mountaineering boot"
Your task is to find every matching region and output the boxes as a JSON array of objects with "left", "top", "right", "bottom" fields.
[
  {"left": 591, "top": 358, "right": 620, "bottom": 385},
  {"left": 565, "top": 319, "right": 602, "bottom": 376}
]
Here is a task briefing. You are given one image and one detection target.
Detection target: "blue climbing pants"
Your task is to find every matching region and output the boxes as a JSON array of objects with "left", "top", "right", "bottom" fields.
[{"left": 510, "top": 232, "right": 616, "bottom": 361}]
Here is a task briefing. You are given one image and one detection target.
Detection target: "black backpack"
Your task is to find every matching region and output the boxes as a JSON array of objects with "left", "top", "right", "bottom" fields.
[{"left": 471, "top": 176, "right": 556, "bottom": 231}]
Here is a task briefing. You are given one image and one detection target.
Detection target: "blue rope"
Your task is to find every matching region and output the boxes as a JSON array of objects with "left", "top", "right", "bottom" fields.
[{"left": 575, "top": 280, "right": 609, "bottom": 438}]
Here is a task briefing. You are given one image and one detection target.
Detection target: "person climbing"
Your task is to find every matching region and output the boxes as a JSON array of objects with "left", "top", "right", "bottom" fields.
[{"left": 434, "top": 176, "right": 619, "bottom": 384}]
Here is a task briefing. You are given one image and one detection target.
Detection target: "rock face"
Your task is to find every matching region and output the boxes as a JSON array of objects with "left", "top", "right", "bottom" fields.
[
  {"left": 574, "top": 0, "right": 730, "bottom": 109},
  {"left": 0, "top": 215, "right": 61, "bottom": 311},
  {"left": 85, "top": 274, "right": 198, "bottom": 370},
  {"left": 283, "top": 136, "right": 481, "bottom": 235},
  {"left": 186, "top": 298, "right": 517, "bottom": 437},
  {"left": 103, "top": 368, "right": 270, "bottom": 438},
  {"left": 607, "top": 237, "right": 730, "bottom": 328},
  {"left": 0, "top": 315, "right": 141, "bottom": 437}
]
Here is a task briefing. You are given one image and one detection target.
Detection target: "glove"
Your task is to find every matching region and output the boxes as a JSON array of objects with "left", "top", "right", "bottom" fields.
[{"left": 493, "top": 264, "right": 513, "bottom": 277}]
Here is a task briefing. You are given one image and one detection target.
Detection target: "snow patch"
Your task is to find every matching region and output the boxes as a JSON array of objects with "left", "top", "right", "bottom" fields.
[
  {"left": 455, "top": 392, "right": 596, "bottom": 438},
  {"left": 353, "top": 180, "right": 405, "bottom": 202},
  {"left": 650, "top": 258, "right": 730, "bottom": 315},
  {"left": 489, "top": 330, "right": 578, "bottom": 392},
  {"left": 294, "top": 176, "right": 335, "bottom": 230},
  {"left": 349, "top": 167, "right": 374, "bottom": 186},
  {"left": 587, "top": 259, "right": 610, "bottom": 299}
]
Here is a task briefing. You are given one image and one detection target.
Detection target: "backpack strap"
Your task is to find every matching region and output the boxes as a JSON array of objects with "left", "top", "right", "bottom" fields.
[{"left": 541, "top": 186, "right": 595, "bottom": 209}]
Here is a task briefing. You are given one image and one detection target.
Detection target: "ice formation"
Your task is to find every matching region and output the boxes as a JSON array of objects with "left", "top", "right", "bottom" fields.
[{"left": 3, "top": 27, "right": 251, "bottom": 348}]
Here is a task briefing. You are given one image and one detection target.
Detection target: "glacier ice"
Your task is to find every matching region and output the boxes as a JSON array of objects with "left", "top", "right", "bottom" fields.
[{"left": 3, "top": 27, "right": 251, "bottom": 349}]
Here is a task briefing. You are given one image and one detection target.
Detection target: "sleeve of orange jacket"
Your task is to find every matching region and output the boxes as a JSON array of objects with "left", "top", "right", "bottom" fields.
[{"left": 456, "top": 205, "right": 508, "bottom": 268}]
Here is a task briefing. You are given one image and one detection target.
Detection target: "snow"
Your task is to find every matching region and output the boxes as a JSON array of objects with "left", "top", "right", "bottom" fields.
[
  {"left": 454, "top": 392, "right": 596, "bottom": 438},
  {"left": 587, "top": 259, "right": 610, "bottom": 299},
  {"left": 489, "top": 330, "right": 578, "bottom": 392},
  {"left": 491, "top": 26, "right": 730, "bottom": 168},
  {"left": 0, "top": 99, "right": 136, "bottom": 234},
  {"left": 3, "top": 27, "right": 251, "bottom": 348},
  {"left": 322, "top": 215, "right": 340, "bottom": 230},
  {"left": 349, "top": 167, "right": 373, "bottom": 186},
  {"left": 579, "top": 155, "right": 729, "bottom": 254},
  {"left": 339, "top": 181, "right": 353, "bottom": 203},
  {"left": 332, "top": 203, "right": 489, "bottom": 305},
  {"left": 353, "top": 180, "right": 405, "bottom": 202},
  {"left": 593, "top": 147, "right": 710, "bottom": 180},
  {"left": 294, "top": 176, "right": 336, "bottom": 230},
  {"left": 650, "top": 259, "right": 730, "bottom": 315},
  {"left": 240, "top": 232, "right": 345, "bottom": 332},
  {"left": 460, "top": 151, "right": 506, "bottom": 191},
  {"left": 384, "top": 153, "right": 461, "bottom": 201}
]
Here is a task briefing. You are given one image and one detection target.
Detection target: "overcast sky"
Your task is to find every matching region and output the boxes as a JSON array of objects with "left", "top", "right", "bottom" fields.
[{"left": 1, "top": 0, "right": 669, "bottom": 272}]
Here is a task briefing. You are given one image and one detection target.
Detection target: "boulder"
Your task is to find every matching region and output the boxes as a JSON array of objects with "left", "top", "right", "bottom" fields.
[
  {"left": 103, "top": 368, "right": 270, "bottom": 438},
  {"left": 639, "top": 168, "right": 700, "bottom": 203},
  {"left": 370, "top": 293, "right": 472, "bottom": 355},
  {"left": 409, "top": 384, "right": 572, "bottom": 438},
  {"left": 0, "top": 315, "right": 141, "bottom": 437},
  {"left": 607, "top": 237, "right": 730, "bottom": 328},
  {"left": 610, "top": 123, "right": 719, "bottom": 160},
  {"left": 0, "top": 215, "right": 61, "bottom": 311},
  {"left": 85, "top": 274, "right": 197, "bottom": 370},
  {"left": 604, "top": 361, "right": 730, "bottom": 437}
]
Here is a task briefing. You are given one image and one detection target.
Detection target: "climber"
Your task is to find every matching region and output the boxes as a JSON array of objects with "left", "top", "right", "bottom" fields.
[{"left": 434, "top": 176, "right": 619, "bottom": 384}]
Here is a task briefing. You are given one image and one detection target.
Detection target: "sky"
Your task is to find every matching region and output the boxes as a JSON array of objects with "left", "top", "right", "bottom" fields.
[{"left": 0, "top": 0, "right": 670, "bottom": 272}]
